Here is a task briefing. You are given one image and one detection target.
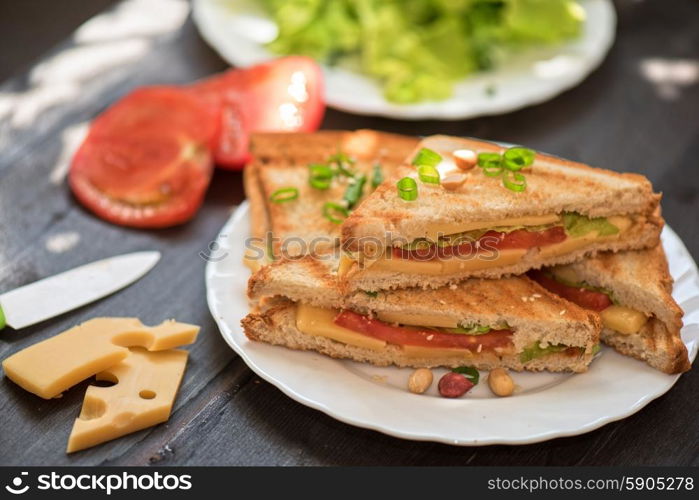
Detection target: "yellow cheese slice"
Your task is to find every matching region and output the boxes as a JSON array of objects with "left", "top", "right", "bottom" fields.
[
  {"left": 377, "top": 311, "right": 458, "bottom": 328},
  {"left": 337, "top": 254, "right": 355, "bottom": 278},
  {"left": 2, "top": 318, "right": 199, "bottom": 399},
  {"left": 424, "top": 214, "right": 560, "bottom": 241},
  {"left": 66, "top": 347, "right": 188, "bottom": 453},
  {"left": 243, "top": 248, "right": 264, "bottom": 273},
  {"left": 538, "top": 217, "right": 633, "bottom": 259},
  {"left": 600, "top": 305, "right": 648, "bottom": 335},
  {"left": 295, "top": 304, "right": 386, "bottom": 351},
  {"left": 367, "top": 248, "right": 527, "bottom": 275},
  {"left": 549, "top": 265, "right": 581, "bottom": 284},
  {"left": 401, "top": 345, "right": 476, "bottom": 359}
]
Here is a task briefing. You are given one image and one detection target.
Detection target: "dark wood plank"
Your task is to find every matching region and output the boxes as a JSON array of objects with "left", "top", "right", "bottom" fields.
[{"left": 0, "top": 0, "right": 697, "bottom": 466}]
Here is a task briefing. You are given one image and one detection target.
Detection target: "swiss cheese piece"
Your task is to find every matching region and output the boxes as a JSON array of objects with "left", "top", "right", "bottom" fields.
[
  {"left": 376, "top": 311, "right": 458, "bottom": 328},
  {"left": 423, "top": 214, "right": 561, "bottom": 241},
  {"left": 600, "top": 305, "right": 648, "bottom": 334},
  {"left": 2, "top": 318, "right": 199, "bottom": 399},
  {"left": 66, "top": 347, "right": 188, "bottom": 453},
  {"left": 295, "top": 304, "right": 386, "bottom": 350}
]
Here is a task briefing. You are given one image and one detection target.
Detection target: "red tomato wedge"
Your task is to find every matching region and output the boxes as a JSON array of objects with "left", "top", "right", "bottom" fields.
[
  {"left": 394, "top": 226, "right": 567, "bottom": 260},
  {"left": 190, "top": 56, "right": 325, "bottom": 169},
  {"left": 334, "top": 311, "right": 513, "bottom": 351},
  {"left": 529, "top": 270, "right": 613, "bottom": 311},
  {"left": 69, "top": 86, "right": 219, "bottom": 228}
]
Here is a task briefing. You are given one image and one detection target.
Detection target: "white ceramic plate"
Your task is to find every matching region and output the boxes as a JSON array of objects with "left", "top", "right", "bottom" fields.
[
  {"left": 205, "top": 202, "right": 698, "bottom": 445},
  {"left": 192, "top": 0, "right": 616, "bottom": 120}
]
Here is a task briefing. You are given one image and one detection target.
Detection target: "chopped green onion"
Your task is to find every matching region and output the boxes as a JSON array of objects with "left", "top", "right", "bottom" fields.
[
  {"left": 452, "top": 366, "right": 479, "bottom": 385},
  {"left": 322, "top": 202, "right": 349, "bottom": 224},
  {"left": 417, "top": 165, "right": 440, "bottom": 184},
  {"left": 396, "top": 177, "right": 418, "bottom": 201},
  {"left": 411, "top": 147, "right": 442, "bottom": 167},
  {"left": 482, "top": 164, "right": 503, "bottom": 177},
  {"left": 371, "top": 163, "right": 383, "bottom": 188},
  {"left": 308, "top": 164, "right": 334, "bottom": 190},
  {"left": 364, "top": 291, "right": 378, "bottom": 298},
  {"left": 269, "top": 187, "right": 299, "bottom": 203},
  {"left": 343, "top": 174, "right": 366, "bottom": 209},
  {"left": 477, "top": 152, "right": 502, "bottom": 169},
  {"left": 502, "top": 170, "right": 527, "bottom": 192},
  {"left": 503, "top": 147, "right": 535, "bottom": 171},
  {"left": 328, "top": 152, "right": 356, "bottom": 177}
]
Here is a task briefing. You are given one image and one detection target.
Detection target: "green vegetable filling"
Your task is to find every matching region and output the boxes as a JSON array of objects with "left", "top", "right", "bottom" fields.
[
  {"left": 519, "top": 342, "right": 599, "bottom": 363},
  {"left": 545, "top": 270, "right": 619, "bottom": 305},
  {"left": 519, "top": 343, "right": 569, "bottom": 363},
  {"left": 400, "top": 211, "right": 620, "bottom": 250},
  {"left": 562, "top": 213, "right": 619, "bottom": 238},
  {"left": 262, "top": 0, "right": 584, "bottom": 103}
]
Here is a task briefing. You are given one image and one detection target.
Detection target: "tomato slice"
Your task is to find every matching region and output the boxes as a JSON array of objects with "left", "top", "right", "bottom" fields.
[
  {"left": 69, "top": 86, "right": 218, "bottom": 228},
  {"left": 334, "top": 310, "right": 513, "bottom": 351},
  {"left": 190, "top": 56, "right": 325, "bottom": 169},
  {"left": 529, "top": 270, "right": 612, "bottom": 311},
  {"left": 394, "top": 226, "right": 567, "bottom": 260}
]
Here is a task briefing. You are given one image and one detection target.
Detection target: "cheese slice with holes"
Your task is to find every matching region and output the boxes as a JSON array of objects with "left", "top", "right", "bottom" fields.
[
  {"left": 66, "top": 347, "right": 188, "bottom": 453},
  {"left": 2, "top": 318, "right": 199, "bottom": 399}
]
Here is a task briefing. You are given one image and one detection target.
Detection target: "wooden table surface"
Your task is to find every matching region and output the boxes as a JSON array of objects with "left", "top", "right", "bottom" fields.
[{"left": 0, "top": 0, "right": 697, "bottom": 466}]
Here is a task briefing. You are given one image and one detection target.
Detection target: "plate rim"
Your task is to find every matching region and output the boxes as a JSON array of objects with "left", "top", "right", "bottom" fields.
[{"left": 205, "top": 201, "right": 698, "bottom": 446}]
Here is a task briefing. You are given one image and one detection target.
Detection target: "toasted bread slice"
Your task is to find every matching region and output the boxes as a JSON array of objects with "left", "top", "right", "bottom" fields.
[
  {"left": 244, "top": 255, "right": 601, "bottom": 372},
  {"left": 340, "top": 135, "right": 663, "bottom": 291},
  {"left": 542, "top": 246, "right": 690, "bottom": 373},
  {"left": 245, "top": 130, "right": 419, "bottom": 256}
]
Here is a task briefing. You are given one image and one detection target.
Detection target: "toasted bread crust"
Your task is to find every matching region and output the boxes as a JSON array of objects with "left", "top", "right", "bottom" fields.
[
  {"left": 557, "top": 245, "right": 683, "bottom": 333},
  {"left": 342, "top": 135, "right": 662, "bottom": 250},
  {"left": 241, "top": 303, "right": 596, "bottom": 373},
  {"left": 601, "top": 320, "right": 691, "bottom": 374},
  {"left": 247, "top": 255, "right": 344, "bottom": 309},
  {"left": 243, "top": 158, "right": 270, "bottom": 240},
  {"left": 547, "top": 245, "right": 689, "bottom": 373},
  {"left": 246, "top": 130, "right": 419, "bottom": 256}
]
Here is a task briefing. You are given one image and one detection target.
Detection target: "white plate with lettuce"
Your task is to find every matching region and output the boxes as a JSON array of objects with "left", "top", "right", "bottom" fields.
[
  {"left": 205, "top": 203, "right": 699, "bottom": 445},
  {"left": 193, "top": 0, "right": 616, "bottom": 120}
]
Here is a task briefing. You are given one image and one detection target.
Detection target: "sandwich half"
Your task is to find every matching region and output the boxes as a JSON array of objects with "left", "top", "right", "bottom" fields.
[
  {"left": 244, "top": 130, "right": 418, "bottom": 269},
  {"left": 339, "top": 135, "right": 663, "bottom": 292},
  {"left": 243, "top": 256, "right": 602, "bottom": 373},
  {"left": 530, "top": 245, "right": 690, "bottom": 374}
]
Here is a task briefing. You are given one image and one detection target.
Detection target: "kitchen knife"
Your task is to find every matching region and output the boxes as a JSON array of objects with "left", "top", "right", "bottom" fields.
[{"left": 0, "top": 251, "right": 161, "bottom": 330}]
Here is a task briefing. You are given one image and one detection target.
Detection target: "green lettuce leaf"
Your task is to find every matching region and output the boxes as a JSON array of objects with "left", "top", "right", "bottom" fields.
[
  {"left": 261, "top": 0, "right": 585, "bottom": 103},
  {"left": 562, "top": 213, "right": 620, "bottom": 238},
  {"left": 519, "top": 342, "right": 569, "bottom": 363}
]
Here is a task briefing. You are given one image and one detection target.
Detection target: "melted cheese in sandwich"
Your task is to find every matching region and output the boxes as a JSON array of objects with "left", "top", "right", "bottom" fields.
[
  {"left": 296, "top": 304, "right": 386, "bottom": 350},
  {"left": 424, "top": 214, "right": 560, "bottom": 241},
  {"left": 295, "top": 304, "right": 487, "bottom": 356},
  {"left": 550, "top": 266, "right": 648, "bottom": 335},
  {"left": 338, "top": 216, "right": 634, "bottom": 278}
]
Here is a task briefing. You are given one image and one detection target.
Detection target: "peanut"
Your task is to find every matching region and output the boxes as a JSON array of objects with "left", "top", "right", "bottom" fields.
[
  {"left": 488, "top": 368, "right": 514, "bottom": 397},
  {"left": 441, "top": 172, "right": 467, "bottom": 190},
  {"left": 438, "top": 372, "right": 474, "bottom": 398},
  {"left": 453, "top": 149, "right": 477, "bottom": 170},
  {"left": 408, "top": 368, "right": 433, "bottom": 394}
]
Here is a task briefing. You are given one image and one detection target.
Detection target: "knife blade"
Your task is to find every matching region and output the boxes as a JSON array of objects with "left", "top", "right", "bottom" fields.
[{"left": 0, "top": 251, "right": 161, "bottom": 330}]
